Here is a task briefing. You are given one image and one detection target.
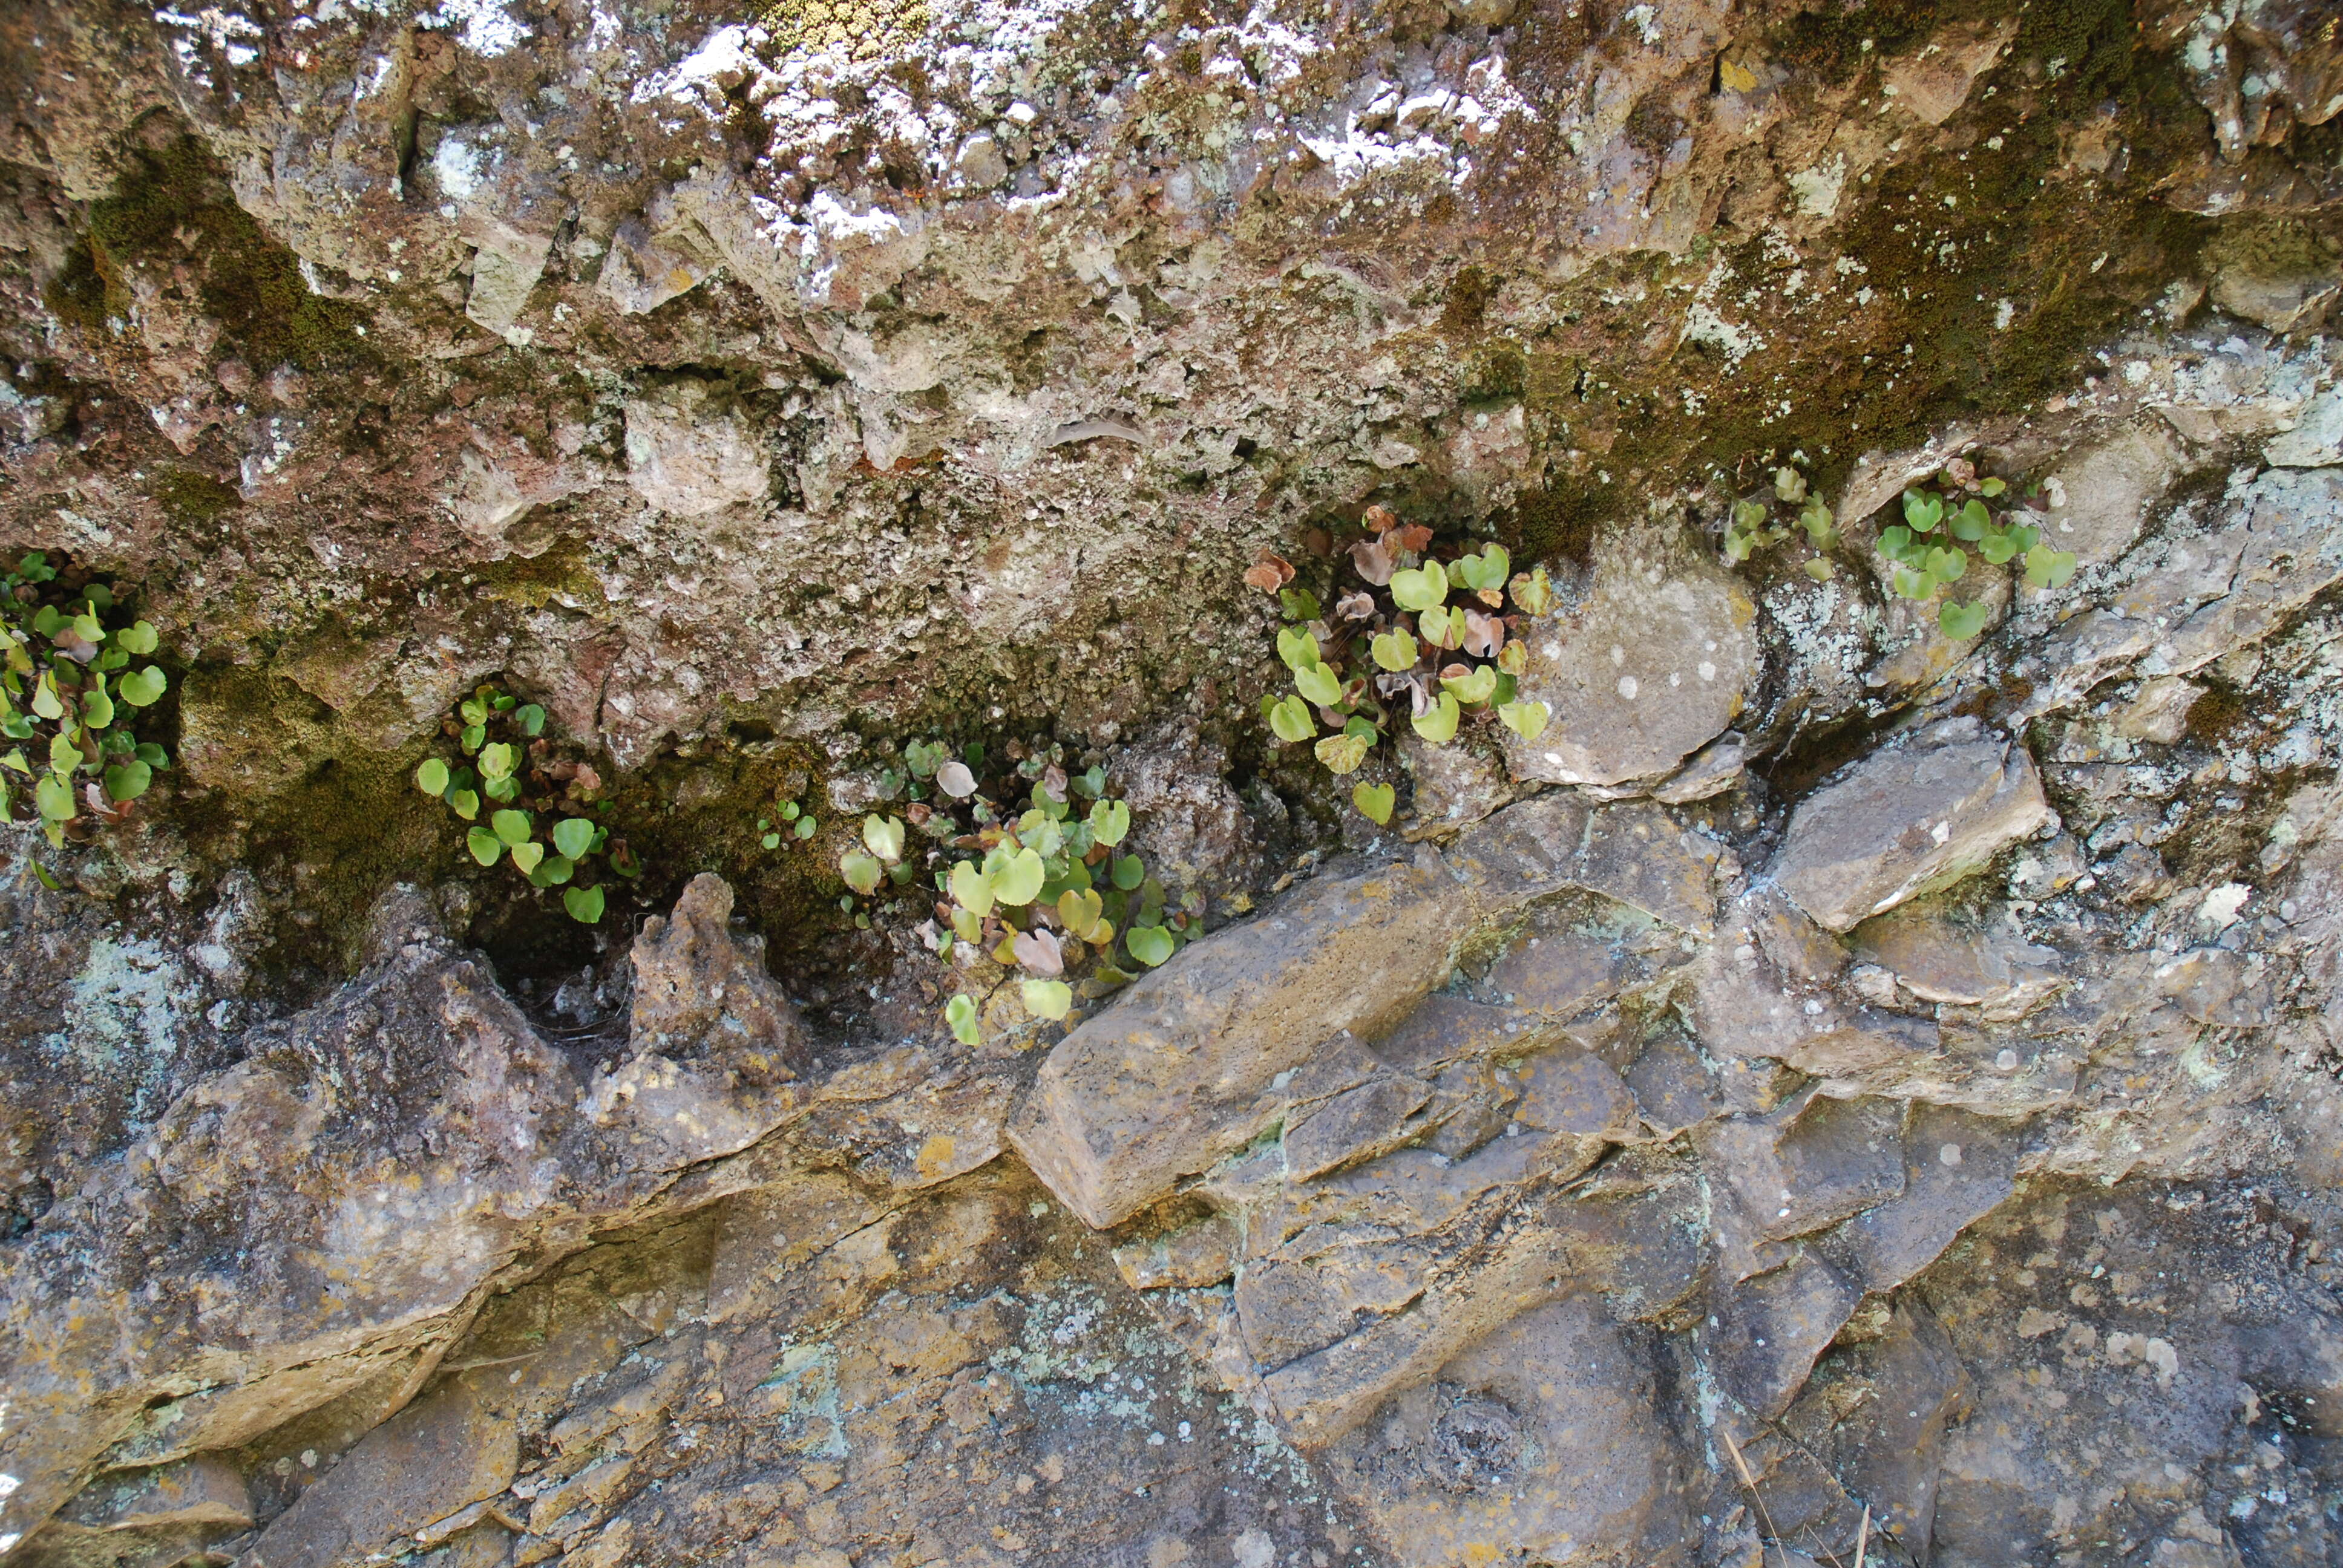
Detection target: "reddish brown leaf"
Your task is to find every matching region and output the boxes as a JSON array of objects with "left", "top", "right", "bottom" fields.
[
  {"left": 1243, "top": 562, "right": 1285, "bottom": 592},
  {"left": 1395, "top": 523, "right": 1434, "bottom": 552},
  {"left": 1461, "top": 610, "right": 1505, "bottom": 658},
  {"left": 1363, "top": 504, "right": 1398, "bottom": 534},
  {"left": 1476, "top": 587, "right": 1505, "bottom": 609},
  {"left": 1302, "top": 526, "right": 1335, "bottom": 557}
]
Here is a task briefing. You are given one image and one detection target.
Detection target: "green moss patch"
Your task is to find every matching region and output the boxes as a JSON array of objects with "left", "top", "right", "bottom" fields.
[{"left": 51, "top": 136, "right": 369, "bottom": 371}]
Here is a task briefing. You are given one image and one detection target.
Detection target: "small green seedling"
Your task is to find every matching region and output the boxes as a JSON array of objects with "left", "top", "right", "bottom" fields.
[{"left": 0, "top": 552, "right": 177, "bottom": 852}]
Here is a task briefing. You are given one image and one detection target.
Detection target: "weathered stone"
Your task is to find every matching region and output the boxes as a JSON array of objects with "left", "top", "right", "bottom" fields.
[
  {"left": 1772, "top": 719, "right": 2054, "bottom": 931},
  {"left": 586, "top": 874, "right": 811, "bottom": 1165},
  {"left": 1008, "top": 851, "right": 1468, "bottom": 1228},
  {"left": 2036, "top": 418, "right": 2186, "bottom": 567},
  {"left": 1500, "top": 520, "right": 1759, "bottom": 788},
  {"left": 1707, "top": 1250, "right": 1864, "bottom": 1419},
  {"left": 2266, "top": 385, "right": 2343, "bottom": 467},
  {"left": 1321, "top": 1296, "right": 1697, "bottom": 1568},
  {"left": 245, "top": 1377, "right": 517, "bottom": 1568},
  {"left": 621, "top": 379, "right": 771, "bottom": 517},
  {"left": 1783, "top": 1300, "right": 1971, "bottom": 1558},
  {"left": 58, "top": 1459, "right": 251, "bottom": 1533},
  {"left": 1834, "top": 1105, "right": 2019, "bottom": 1292},
  {"left": 2146, "top": 467, "right": 2343, "bottom": 678},
  {"left": 1112, "top": 1214, "right": 1239, "bottom": 1291},
  {"left": 1849, "top": 900, "right": 2065, "bottom": 1013}
]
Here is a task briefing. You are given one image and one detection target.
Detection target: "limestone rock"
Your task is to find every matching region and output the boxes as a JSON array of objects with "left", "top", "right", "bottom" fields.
[
  {"left": 1771, "top": 718, "right": 2054, "bottom": 932},
  {"left": 57, "top": 1459, "right": 251, "bottom": 1533},
  {"left": 1848, "top": 899, "right": 2065, "bottom": 1013},
  {"left": 245, "top": 1379, "right": 517, "bottom": 1568},
  {"left": 2265, "top": 385, "right": 2343, "bottom": 467},
  {"left": 1500, "top": 521, "right": 1758, "bottom": 789},
  {"left": 1007, "top": 850, "right": 1467, "bottom": 1227},
  {"left": 2036, "top": 419, "right": 2186, "bottom": 568},
  {"left": 1322, "top": 1296, "right": 1698, "bottom": 1568},
  {"left": 622, "top": 379, "right": 771, "bottom": 517}
]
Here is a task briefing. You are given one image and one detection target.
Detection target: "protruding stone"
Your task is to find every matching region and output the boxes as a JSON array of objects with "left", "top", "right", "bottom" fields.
[
  {"left": 61, "top": 1457, "right": 252, "bottom": 1532},
  {"left": 1771, "top": 719, "right": 2054, "bottom": 932},
  {"left": 1849, "top": 900, "right": 2065, "bottom": 1014},
  {"left": 1499, "top": 521, "right": 1758, "bottom": 789},
  {"left": 623, "top": 377, "right": 771, "bottom": 517},
  {"left": 245, "top": 1379, "right": 517, "bottom": 1568},
  {"left": 587, "top": 874, "right": 810, "bottom": 1165},
  {"left": 1322, "top": 1296, "right": 1697, "bottom": 1568},
  {"left": 1007, "top": 852, "right": 1469, "bottom": 1228}
]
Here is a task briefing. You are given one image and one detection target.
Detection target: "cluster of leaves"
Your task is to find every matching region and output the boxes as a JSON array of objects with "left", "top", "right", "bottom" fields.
[
  {"left": 758, "top": 795, "right": 821, "bottom": 849},
  {"left": 0, "top": 552, "right": 172, "bottom": 851},
  {"left": 841, "top": 737, "right": 1199, "bottom": 1042},
  {"left": 413, "top": 685, "right": 637, "bottom": 923},
  {"left": 1880, "top": 459, "right": 2077, "bottom": 640},
  {"left": 1723, "top": 464, "right": 1840, "bottom": 580},
  {"left": 1250, "top": 508, "right": 1553, "bottom": 824}
]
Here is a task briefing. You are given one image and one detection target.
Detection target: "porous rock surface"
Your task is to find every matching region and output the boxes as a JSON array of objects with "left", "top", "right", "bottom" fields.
[{"left": 4, "top": 0, "right": 2343, "bottom": 1564}]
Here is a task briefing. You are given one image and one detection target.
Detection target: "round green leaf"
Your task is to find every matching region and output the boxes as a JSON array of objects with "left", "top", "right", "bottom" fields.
[
  {"left": 564, "top": 884, "right": 606, "bottom": 924},
  {"left": 1268, "top": 695, "right": 1316, "bottom": 744},
  {"left": 417, "top": 758, "right": 451, "bottom": 796},
  {"left": 1112, "top": 854, "right": 1145, "bottom": 891},
  {"left": 1314, "top": 731, "right": 1372, "bottom": 774},
  {"left": 116, "top": 621, "right": 159, "bottom": 656},
  {"left": 1276, "top": 626, "right": 1322, "bottom": 670},
  {"left": 841, "top": 852, "right": 885, "bottom": 895},
  {"left": 492, "top": 808, "right": 532, "bottom": 847},
  {"left": 467, "top": 826, "right": 503, "bottom": 866},
  {"left": 529, "top": 854, "right": 576, "bottom": 887},
  {"left": 509, "top": 841, "right": 545, "bottom": 876},
  {"left": 1441, "top": 665, "right": 1498, "bottom": 705},
  {"left": 552, "top": 817, "right": 595, "bottom": 860},
  {"left": 1412, "top": 691, "right": 1461, "bottom": 745},
  {"left": 992, "top": 847, "right": 1046, "bottom": 907},
  {"left": 1902, "top": 489, "right": 1944, "bottom": 533},
  {"left": 1371, "top": 628, "right": 1420, "bottom": 671},
  {"left": 863, "top": 814, "right": 907, "bottom": 861},
  {"left": 945, "top": 993, "right": 981, "bottom": 1045},
  {"left": 34, "top": 774, "right": 76, "bottom": 820},
  {"left": 82, "top": 681, "right": 114, "bottom": 730},
  {"left": 2025, "top": 544, "right": 2077, "bottom": 589},
  {"left": 517, "top": 704, "right": 547, "bottom": 736},
  {"left": 103, "top": 759, "right": 152, "bottom": 802},
  {"left": 795, "top": 815, "right": 818, "bottom": 839},
  {"left": 1389, "top": 561, "right": 1448, "bottom": 613},
  {"left": 1125, "top": 924, "right": 1176, "bottom": 969},
  {"left": 477, "top": 742, "right": 517, "bottom": 779},
  {"left": 1294, "top": 661, "right": 1343, "bottom": 707},
  {"left": 1021, "top": 978, "right": 1074, "bottom": 1021},
  {"left": 1498, "top": 699, "right": 1551, "bottom": 742},
  {"left": 448, "top": 788, "right": 480, "bottom": 822},
  {"left": 1353, "top": 781, "right": 1395, "bottom": 825},
  {"left": 49, "top": 730, "right": 82, "bottom": 776},
  {"left": 117, "top": 666, "right": 168, "bottom": 707},
  {"left": 951, "top": 858, "right": 996, "bottom": 916},
  {"left": 1938, "top": 599, "right": 1989, "bottom": 641},
  {"left": 1089, "top": 798, "right": 1131, "bottom": 847}
]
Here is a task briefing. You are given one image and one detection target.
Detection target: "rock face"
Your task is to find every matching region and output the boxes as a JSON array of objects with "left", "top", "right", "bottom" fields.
[
  {"left": 1501, "top": 519, "right": 1760, "bottom": 789},
  {"left": 1771, "top": 719, "right": 2056, "bottom": 932},
  {"left": 1, "top": 0, "right": 2342, "bottom": 1561}
]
